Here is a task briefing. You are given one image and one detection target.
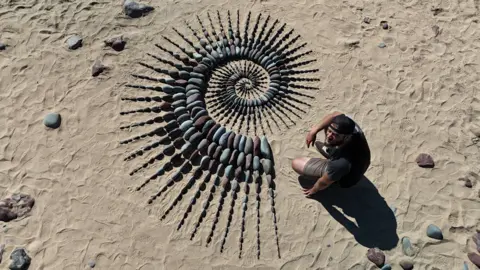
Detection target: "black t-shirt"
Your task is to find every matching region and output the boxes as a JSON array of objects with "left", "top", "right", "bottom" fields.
[{"left": 325, "top": 117, "right": 371, "bottom": 188}]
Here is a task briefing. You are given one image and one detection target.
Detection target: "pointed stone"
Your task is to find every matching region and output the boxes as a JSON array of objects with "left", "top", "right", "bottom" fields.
[
  {"left": 260, "top": 136, "right": 273, "bottom": 159},
  {"left": 426, "top": 224, "right": 443, "bottom": 240}
]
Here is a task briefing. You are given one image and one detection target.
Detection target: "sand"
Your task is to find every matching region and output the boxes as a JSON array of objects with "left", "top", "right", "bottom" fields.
[{"left": 1, "top": 0, "right": 480, "bottom": 269}]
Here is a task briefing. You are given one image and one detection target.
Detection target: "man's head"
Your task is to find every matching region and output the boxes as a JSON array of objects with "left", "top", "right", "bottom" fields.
[{"left": 325, "top": 114, "right": 355, "bottom": 146}]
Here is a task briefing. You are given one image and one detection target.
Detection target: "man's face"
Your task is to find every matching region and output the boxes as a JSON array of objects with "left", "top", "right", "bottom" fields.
[{"left": 325, "top": 126, "right": 346, "bottom": 146}]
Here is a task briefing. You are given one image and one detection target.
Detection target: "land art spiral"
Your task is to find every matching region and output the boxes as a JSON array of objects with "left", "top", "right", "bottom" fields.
[{"left": 119, "top": 10, "right": 319, "bottom": 259}]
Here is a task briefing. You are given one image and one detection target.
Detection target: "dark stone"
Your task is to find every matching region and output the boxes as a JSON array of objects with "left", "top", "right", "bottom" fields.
[
  {"left": 186, "top": 93, "right": 202, "bottom": 104},
  {"left": 472, "top": 230, "right": 480, "bottom": 252},
  {"left": 0, "top": 43, "right": 6, "bottom": 50},
  {"left": 253, "top": 136, "right": 260, "bottom": 156},
  {"left": 179, "top": 120, "right": 193, "bottom": 131},
  {"left": 237, "top": 152, "right": 245, "bottom": 168},
  {"left": 123, "top": 0, "right": 154, "bottom": 18},
  {"left": 92, "top": 60, "right": 107, "bottom": 77},
  {"left": 253, "top": 156, "right": 260, "bottom": 171},
  {"left": 415, "top": 153, "right": 434, "bottom": 168},
  {"left": 104, "top": 36, "right": 126, "bottom": 51},
  {"left": 399, "top": 259, "right": 414, "bottom": 270},
  {"left": 465, "top": 179, "right": 473, "bottom": 188},
  {"left": 367, "top": 247, "right": 385, "bottom": 267},
  {"left": 260, "top": 136, "right": 273, "bottom": 159},
  {"left": 245, "top": 154, "right": 252, "bottom": 170},
  {"left": 194, "top": 115, "right": 210, "bottom": 129},
  {"left": 381, "top": 21, "right": 389, "bottom": 29},
  {"left": 67, "top": 35, "right": 82, "bottom": 50},
  {"left": 227, "top": 132, "right": 235, "bottom": 149},
  {"left": 469, "top": 253, "right": 480, "bottom": 268},
  {"left": 219, "top": 131, "right": 231, "bottom": 148},
  {"left": 244, "top": 137, "right": 253, "bottom": 154},
  {"left": 238, "top": 135, "right": 246, "bottom": 152},
  {"left": 9, "top": 248, "right": 31, "bottom": 270},
  {"left": 43, "top": 113, "right": 61, "bottom": 129},
  {"left": 88, "top": 260, "right": 96, "bottom": 268},
  {"left": 212, "top": 126, "right": 226, "bottom": 143},
  {"left": 0, "top": 193, "right": 35, "bottom": 223},
  {"left": 426, "top": 224, "right": 443, "bottom": 240}
]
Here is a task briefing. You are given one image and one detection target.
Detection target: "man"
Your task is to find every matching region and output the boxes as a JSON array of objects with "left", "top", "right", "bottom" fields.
[{"left": 291, "top": 111, "right": 371, "bottom": 196}]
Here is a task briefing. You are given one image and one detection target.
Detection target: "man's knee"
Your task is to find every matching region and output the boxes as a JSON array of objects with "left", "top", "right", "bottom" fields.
[{"left": 292, "top": 157, "right": 308, "bottom": 174}]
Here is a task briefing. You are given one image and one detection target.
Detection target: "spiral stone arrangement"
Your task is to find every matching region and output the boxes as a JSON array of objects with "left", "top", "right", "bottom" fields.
[{"left": 119, "top": 10, "right": 318, "bottom": 259}]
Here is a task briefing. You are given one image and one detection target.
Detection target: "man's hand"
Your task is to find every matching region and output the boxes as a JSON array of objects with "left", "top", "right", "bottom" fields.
[
  {"left": 302, "top": 183, "right": 321, "bottom": 197},
  {"left": 302, "top": 174, "right": 335, "bottom": 197},
  {"left": 305, "top": 131, "right": 316, "bottom": 148}
]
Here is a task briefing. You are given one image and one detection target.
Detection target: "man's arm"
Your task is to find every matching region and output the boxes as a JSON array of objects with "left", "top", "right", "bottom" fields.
[
  {"left": 310, "top": 111, "right": 343, "bottom": 135},
  {"left": 303, "top": 174, "right": 335, "bottom": 196},
  {"left": 306, "top": 111, "right": 343, "bottom": 147}
]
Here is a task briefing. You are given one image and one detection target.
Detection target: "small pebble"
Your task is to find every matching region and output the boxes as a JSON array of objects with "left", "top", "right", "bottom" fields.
[
  {"left": 463, "top": 261, "right": 469, "bottom": 270},
  {"left": 104, "top": 36, "right": 126, "bottom": 51},
  {"left": 66, "top": 35, "right": 82, "bottom": 50},
  {"left": 0, "top": 43, "right": 6, "bottom": 50},
  {"left": 399, "top": 259, "right": 414, "bottom": 270},
  {"left": 123, "top": 0, "right": 154, "bottom": 18},
  {"left": 9, "top": 248, "right": 31, "bottom": 270},
  {"left": 381, "top": 264, "right": 392, "bottom": 270},
  {"left": 92, "top": 60, "right": 107, "bottom": 77},
  {"left": 378, "top": 42, "right": 386, "bottom": 48},
  {"left": 415, "top": 153, "right": 434, "bottom": 168},
  {"left": 380, "top": 20, "right": 389, "bottom": 29},
  {"left": 88, "top": 260, "right": 96, "bottom": 268},
  {"left": 465, "top": 179, "right": 473, "bottom": 188},
  {"left": 431, "top": 7, "right": 443, "bottom": 16},
  {"left": 363, "top": 17, "right": 371, "bottom": 24},
  {"left": 367, "top": 247, "right": 385, "bottom": 267},
  {"left": 426, "top": 224, "right": 443, "bottom": 240},
  {"left": 43, "top": 113, "right": 61, "bottom": 129}
]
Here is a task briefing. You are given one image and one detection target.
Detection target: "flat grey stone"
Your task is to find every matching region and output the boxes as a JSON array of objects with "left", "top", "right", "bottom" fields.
[
  {"left": 43, "top": 113, "right": 61, "bottom": 129},
  {"left": 123, "top": 0, "right": 154, "bottom": 18},
  {"left": 67, "top": 35, "right": 82, "bottom": 50},
  {"left": 426, "top": 224, "right": 443, "bottom": 240}
]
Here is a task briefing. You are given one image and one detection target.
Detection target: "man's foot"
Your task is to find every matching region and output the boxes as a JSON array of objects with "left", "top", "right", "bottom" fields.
[{"left": 315, "top": 141, "right": 330, "bottom": 159}]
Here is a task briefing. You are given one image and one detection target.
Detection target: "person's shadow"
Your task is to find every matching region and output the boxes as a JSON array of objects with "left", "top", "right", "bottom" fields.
[{"left": 298, "top": 175, "right": 399, "bottom": 250}]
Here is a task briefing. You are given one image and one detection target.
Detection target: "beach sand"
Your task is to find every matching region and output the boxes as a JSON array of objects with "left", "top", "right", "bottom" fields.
[{"left": 1, "top": 0, "right": 480, "bottom": 269}]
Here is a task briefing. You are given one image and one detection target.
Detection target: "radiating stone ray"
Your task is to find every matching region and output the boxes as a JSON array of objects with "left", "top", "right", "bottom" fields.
[{"left": 118, "top": 10, "right": 319, "bottom": 259}]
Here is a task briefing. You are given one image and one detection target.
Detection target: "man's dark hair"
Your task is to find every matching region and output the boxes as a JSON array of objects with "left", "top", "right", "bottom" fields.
[{"left": 330, "top": 114, "right": 355, "bottom": 135}]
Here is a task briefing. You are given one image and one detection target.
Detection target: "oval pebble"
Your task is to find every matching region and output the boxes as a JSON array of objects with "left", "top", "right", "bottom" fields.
[
  {"left": 244, "top": 137, "right": 253, "bottom": 154},
  {"left": 233, "top": 133, "right": 241, "bottom": 149},
  {"left": 207, "top": 142, "right": 217, "bottom": 157},
  {"left": 245, "top": 154, "right": 252, "bottom": 170},
  {"left": 213, "top": 126, "right": 226, "bottom": 143},
  {"left": 261, "top": 159, "right": 273, "bottom": 174},
  {"left": 201, "top": 120, "right": 215, "bottom": 135},
  {"left": 188, "top": 132, "right": 202, "bottom": 144},
  {"left": 229, "top": 149, "right": 239, "bottom": 166},
  {"left": 227, "top": 132, "right": 236, "bottom": 148},
  {"left": 367, "top": 247, "right": 385, "bottom": 267},
  {"left": 260, "top": 136, "right": 273, "bottom": 159},
  {"left": 426, "top": 224, "right": 443, "bottom": 240},
  {"left": 469, "top": 253, "right": 480, "bottom": 268},
  {"left": 219, "top": 131, "right": 231, "bottom": 147},
  {"left": 220, "top": 148, "right": 231, "bottom": 164},
  {"left": 237, "top": 152, "right": 245, "bottom": 168},
  {"left": 207, "top": 124, "right": 220, "bottom": 140},
  {"left": 224, "top": 165, "right": 233, "bottom": 179},
  {"left": 380, "top": 264, "right": 392, "bottom": 270},
  {"left": 253, "top": 136, "right": 260, "bottom": 156},
  {"left": 399, "top": 259, "right": 414, "bottom": 270},
  {"left": 238, "top": 135, "right": 246, "bottom": 152},
  {"left": 194, "top": 115, "right": 210, "bottom": 129},
  {"left": 253, "top": 156, "right": 260, "bottom": 171},
  {"left": 43, "top": 112, "right": 62, "bottom": 129},
  {"left": 197, "top": 139, "right": 209, "bottom": 153},
  {"left": 200, "top": 156, "right": 210, "bottom": 170},
  {"left": 179, "top": 120, "right": 193, "bottom": 131},
  {"left": 401, "top": 237, "right": 415, "bottom": 257}
]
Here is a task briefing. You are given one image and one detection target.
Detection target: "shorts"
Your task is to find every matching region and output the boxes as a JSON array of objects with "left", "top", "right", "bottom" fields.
[{"left": 303, "top": 158, "right": 329, "bottom": 178}]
